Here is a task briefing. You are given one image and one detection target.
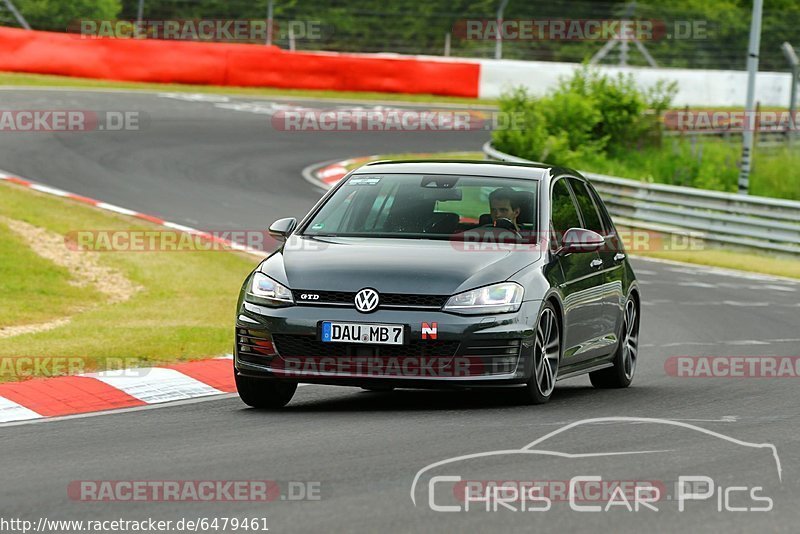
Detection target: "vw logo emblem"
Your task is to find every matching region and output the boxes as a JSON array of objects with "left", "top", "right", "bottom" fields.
[{"left": 354, "top": 288, "right": 379, "bottom": 313}]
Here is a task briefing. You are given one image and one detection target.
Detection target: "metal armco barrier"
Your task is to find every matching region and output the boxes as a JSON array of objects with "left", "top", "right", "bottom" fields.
[{"left": 483, "top": 142, "right": 800, "bottom": 255}]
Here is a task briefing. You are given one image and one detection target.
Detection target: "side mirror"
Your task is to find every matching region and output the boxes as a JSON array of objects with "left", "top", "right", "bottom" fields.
[
  {"left": 268, "top": 217, "right": 297, "bottom": 240},
  {"left": 557, "top": 228, "right": 605, "bottom": 255}
]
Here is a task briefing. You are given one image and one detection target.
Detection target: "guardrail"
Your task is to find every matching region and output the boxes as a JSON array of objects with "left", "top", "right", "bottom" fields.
[{"left": 482, "top": 142, "right": 800, "bottom": 255}]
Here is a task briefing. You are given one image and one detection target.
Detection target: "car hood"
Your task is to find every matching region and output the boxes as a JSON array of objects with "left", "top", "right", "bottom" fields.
[{"left": 261, "top": 235, "right": 542, "bottom": 295}]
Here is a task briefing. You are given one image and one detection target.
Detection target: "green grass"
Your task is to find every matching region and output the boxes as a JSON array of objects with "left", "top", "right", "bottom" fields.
[
  {"left": 631, "top": 247, "right": 800, "bottom": 280},
  {"left": 0, "top": 71, "right": 495, "bottom": 106},
  {"left": 579, "top": 138, "right": 800, "bottom": 201},
  {"left": 0, "top": 220, "right": 101, "bottom": 327},
  {"left": 0, "top": 181, "right": 260, "bottom": 381}
]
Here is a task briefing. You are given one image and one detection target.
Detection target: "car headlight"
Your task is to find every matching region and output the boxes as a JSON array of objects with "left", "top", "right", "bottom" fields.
[
  {"left": 247, "top": 272, "right": 294, "bottom": 306},
  {"left": 443, "top": 282, "right": 524, "bottom": 315}
]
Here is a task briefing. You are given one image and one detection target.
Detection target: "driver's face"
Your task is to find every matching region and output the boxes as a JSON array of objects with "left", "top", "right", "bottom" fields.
[{"left": 490, "top": 199, "right": 520, "bottom": 224}]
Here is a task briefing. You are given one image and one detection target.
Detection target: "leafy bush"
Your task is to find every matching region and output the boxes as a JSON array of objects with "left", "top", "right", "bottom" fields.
[
  {"left": 492, "top": 66, "right": 677, "bottom": 166},
  {"left": 15, "top": 0, "right": 121, "bottom": 31}
]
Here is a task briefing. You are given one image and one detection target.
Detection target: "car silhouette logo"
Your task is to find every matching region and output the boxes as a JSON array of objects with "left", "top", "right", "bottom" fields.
[{"left": 354, "top": 288, "right": 379, "bottom": 313}]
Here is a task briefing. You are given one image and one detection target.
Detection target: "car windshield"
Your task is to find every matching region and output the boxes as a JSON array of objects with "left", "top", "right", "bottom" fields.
[{"left": 301, "top": 173, "right": 538, "bottom": 241}]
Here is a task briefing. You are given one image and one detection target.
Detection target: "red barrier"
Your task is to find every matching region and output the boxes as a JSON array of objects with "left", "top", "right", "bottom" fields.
[{"left": 0, "top": 27, "right": 480, "bottom": 97}]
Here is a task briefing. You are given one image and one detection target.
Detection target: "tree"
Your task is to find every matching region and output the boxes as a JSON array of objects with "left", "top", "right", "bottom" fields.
[{"left": 15, "top": 0, "right": 121, "bottom": 32}]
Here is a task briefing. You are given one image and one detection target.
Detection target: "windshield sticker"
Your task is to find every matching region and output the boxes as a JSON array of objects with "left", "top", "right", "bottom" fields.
[
  {"left": 421, "top": 176, "right": 459, "bottom": 188},
  {"left": 348, "top": 177, "right": 382, "bottom": 186}
]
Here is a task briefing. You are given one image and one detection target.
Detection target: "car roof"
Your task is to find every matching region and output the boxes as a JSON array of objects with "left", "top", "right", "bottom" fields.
[{"left": 350, "top": 160, "right": 553, "bottom": 180}]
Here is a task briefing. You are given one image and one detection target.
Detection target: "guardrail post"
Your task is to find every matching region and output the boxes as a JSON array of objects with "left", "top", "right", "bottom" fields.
[
  {"left": 2, "top": 0, "right": 30, "bottom": 29},
  {"left": 781, "top": 42, "right": 798, "bottom": 143},
  {"left": 266, "top": 0, "right": 274, "bottom": 46},
  {"left": 738, "top": 0, "right": 764, "bottom": 195},
  {"left": 494, "top": 0, "right": 509, "bottom": 60}
]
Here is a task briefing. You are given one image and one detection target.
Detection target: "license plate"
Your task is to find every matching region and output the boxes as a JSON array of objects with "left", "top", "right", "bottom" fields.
[{"left": 321, "top": 321, "right": 404, "bottom": 345}]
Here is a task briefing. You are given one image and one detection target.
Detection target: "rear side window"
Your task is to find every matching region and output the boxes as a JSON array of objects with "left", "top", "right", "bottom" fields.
[
  {"left": 550, "top": 179, "right": 581, "bottom": 246},
  {"left": 568, "top": 178, "right": 605, "bottom": 234},
  {"left": 586, "top": 182, "right": 617, "bottom": 236}
]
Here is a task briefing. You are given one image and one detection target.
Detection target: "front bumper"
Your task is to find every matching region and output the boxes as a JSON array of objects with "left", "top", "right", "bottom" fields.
[{"left": 234, "top": 300, "right": 543, "bottom": 388}]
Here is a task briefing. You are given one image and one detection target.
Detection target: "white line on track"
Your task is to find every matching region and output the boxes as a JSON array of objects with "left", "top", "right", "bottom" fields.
[{"left": 0, "top": 86, "right": 498, "bottom": 110}]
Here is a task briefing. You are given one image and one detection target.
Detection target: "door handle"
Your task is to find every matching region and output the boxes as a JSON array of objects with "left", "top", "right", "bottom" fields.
[
  {"left": 590, "top": 258, "right": 603, "bottom": 269},
  {"left": 614, "top": 253, "right": 626, "bottom": 262}
]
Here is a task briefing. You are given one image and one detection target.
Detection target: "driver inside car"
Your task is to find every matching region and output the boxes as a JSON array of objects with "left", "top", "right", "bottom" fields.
[{"left": 489, "top": 187, "right": 521, "bottom": 231}]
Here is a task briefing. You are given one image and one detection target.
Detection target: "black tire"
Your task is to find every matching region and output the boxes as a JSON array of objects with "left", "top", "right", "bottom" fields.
[
  {"left": 360, "top": 386, "right": 395, "bottom": 392},
  {"left": 590, "top": 296, "right": 640, "bottom": 389},
  {"left": 235, "top": 374, "right": 297, "bottom": 408},
  {"left": 517, "top": 301, "right": 560, "bottom": 405}
]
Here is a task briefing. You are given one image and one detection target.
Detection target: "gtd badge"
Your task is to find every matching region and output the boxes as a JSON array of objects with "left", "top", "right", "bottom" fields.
[
  {"left": 300, "top": 293, "right": 320, "bottom": 300},
  {"left": 354, "top": 288, "right": 379, "bottom": 313}
]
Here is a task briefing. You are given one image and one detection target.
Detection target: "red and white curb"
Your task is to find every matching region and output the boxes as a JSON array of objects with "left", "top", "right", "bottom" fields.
[
  {"left": 305, "top": 156, "right": 375, "bottom": 190},
  {"left": 0, "top": 170, "right": 273, "bottom": 424},
  {"left": 0, "top": 171, "right": 267, "bottom": 258},
  {"left": 0, "top": 356, "right": 236, "bottom": 423}
]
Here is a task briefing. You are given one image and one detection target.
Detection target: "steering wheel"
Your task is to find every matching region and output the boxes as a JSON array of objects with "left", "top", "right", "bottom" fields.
[
  {"left": 492, "top": 217, "right": 516, "bottom": 230},
  {"left": 481, "top": 217, "right": 521, "bottom": 235}
]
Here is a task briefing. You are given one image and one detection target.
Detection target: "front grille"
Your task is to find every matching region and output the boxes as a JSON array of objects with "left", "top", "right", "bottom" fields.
[
  {"left": 272, "top": 334, "right": 459, "bottom": 359},
  {"left": 271, "top": 335, "right": 520, "bottom": 377},
  {"left": 292, "top": 290, "right": 447, "bottom": 309},
  {"left": 382, "top": 294, "right": 448, "bottom": 307},
  {"left": 272, "top": 334, "right": 460, "bottom": 377}
]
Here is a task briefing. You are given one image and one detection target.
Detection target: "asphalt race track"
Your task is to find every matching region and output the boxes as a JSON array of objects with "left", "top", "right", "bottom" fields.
[{"left": 1, "top": 89, "right": 799, "bottom": 533}]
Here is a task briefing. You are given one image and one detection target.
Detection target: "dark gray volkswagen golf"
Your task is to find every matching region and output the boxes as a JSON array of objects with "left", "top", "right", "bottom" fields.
[{"left": 234, "top": 161, "right": 640, "bottom": 407}]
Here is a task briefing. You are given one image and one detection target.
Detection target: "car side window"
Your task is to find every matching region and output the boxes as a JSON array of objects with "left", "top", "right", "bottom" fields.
[
  {"left": 550, "top": 179, "right": 582, "bottom": 247},
  {"left": 586, "top": 182, "right": 617, "bottom": 237},
  {"left": 568, "top": 178, "right": 605, "bottom": 235}
]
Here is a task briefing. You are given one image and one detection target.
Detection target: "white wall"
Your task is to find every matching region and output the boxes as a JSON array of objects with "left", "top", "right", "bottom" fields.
[{"left": 478, "top": 58, "right": 794, "bottom": 107}]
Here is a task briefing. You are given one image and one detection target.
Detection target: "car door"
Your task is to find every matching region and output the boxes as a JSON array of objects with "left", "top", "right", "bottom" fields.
[
  {"left": 568, "top": 177, "right": 625, "bottom": 357},
  {"left": 550, "top": 178, "right": 606, "bottom": 366}
]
